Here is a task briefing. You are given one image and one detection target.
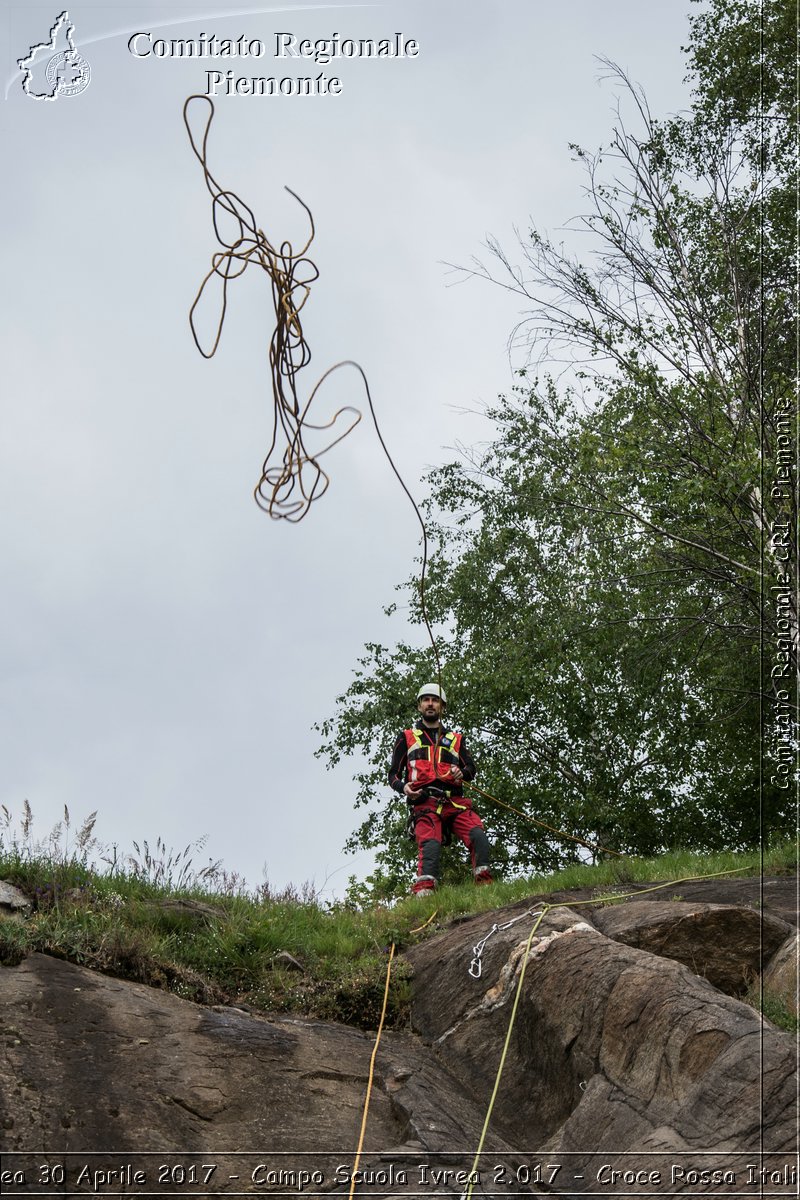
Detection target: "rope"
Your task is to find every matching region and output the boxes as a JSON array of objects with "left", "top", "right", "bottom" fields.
[
  {"left": 462, "top": 908, "right": 548, "bottom": 1198},
  {"left": 343, "top": 864, "right": 757, "bottom": 1200},
  {"left": 565, "top": 866, "right": 756, "bottom": 906},
  {"left": 348, "top": 906, "right": 446, "bottom": 1189},
  {"left": 460, "top": 863, "right": 758, "bottom": 1199},
  {"left": 409, "top": 909, "right": 439, "bottom": 934},
  {"left": 467, "top": 866, "right": 757, "bottom": 980},
  {"left": 348, "top": 942, "right": 395, "bottom": 1200},
  {"left": 183, "top": 94, "right": 443, "bottom": 685},
  {"left": 465, "top": 780, "right": 626, "bottom": 859}
]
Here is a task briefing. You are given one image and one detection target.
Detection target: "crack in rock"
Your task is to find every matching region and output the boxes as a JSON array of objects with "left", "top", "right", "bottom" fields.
[
  {"left": 167, "top": 1087, "right": 229, "bottom": 1121},
  {"left": 436, "top": 922, "right": 596, "bottom": 1045}
]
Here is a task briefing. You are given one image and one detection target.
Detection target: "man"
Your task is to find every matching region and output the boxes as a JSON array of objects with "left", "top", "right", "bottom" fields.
[{"left": 388, "top": 683, "right": 493, "bottom": 894}]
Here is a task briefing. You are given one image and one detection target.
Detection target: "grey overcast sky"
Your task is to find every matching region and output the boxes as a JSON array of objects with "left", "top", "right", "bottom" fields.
[{"left": 2, "top": 1, "right": 693, "bottom": 898}]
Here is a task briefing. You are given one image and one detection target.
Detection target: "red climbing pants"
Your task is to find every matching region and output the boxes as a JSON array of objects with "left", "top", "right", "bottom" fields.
[{"left": 412, "top": 799, "right": 490, "bottom": 889}]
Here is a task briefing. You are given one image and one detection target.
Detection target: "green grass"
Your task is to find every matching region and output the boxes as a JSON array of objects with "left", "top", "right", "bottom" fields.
[
  {"left": 0, "top": 807, "right": 795, "bottom": 1029},
  {"left": 743, "top": 980, "right": 799, "bottom": 1034}
]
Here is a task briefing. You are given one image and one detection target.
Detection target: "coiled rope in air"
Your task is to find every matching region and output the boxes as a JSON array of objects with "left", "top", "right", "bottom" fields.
[{"left": 183, "top": 93, "right": 443, "bottom": 686}]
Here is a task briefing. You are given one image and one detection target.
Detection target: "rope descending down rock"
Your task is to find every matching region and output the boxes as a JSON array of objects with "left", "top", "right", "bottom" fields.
[
  {"left": 347, "top": 942, "right": 395, "bottom": 1200},
  {"left": 458, "top": 864, "right": 759, "bottom": 1200},
  {"left": 345, "top": 868, "right": 756, "bottom": 1199}
]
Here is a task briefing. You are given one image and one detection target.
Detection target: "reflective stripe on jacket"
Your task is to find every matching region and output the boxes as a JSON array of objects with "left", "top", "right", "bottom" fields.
[{"left": 404, "top": 725, "right": 463, "bottom": 788}]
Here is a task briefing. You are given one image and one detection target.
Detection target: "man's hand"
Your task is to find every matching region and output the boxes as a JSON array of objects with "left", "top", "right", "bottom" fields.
[
  {"left": 450, "top": 766, "right": 464, "bottom": 783},
  {"left": 404, "top": 783, "right": 423, "bottom": 800}
]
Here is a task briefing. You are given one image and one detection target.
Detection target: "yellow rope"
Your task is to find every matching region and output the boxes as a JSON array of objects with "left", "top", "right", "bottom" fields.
[
  {"left": 348, "top": 942, "right": 395, "bottom": 1200},
  {"left": 466, "top": 781, "right": 625, "bottom": 859},
  {"left": 463, "top": 906, "right": 549, "bottom": 1196},
  {"left": 409, "top": 909, "right": 439, "bottom": 934},
  {"left": 348, "top": 908, "right": 441, "bottom": 1190},
  {"left": 346, "top": 863, "right": 755, "bottom": 1200},
  {"left": 563, "top": 865, "right": 754, "bottom": 908},
  {"left": 461, "top": 863, "right": 757, "bottom": 1198},
  {"left": 348, "top": 906, "right": 442, "bottom": 1190}
]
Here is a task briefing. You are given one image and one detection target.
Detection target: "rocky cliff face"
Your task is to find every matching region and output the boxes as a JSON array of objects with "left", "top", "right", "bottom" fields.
[{"left": 0, "top": 876, "right": 796, "bottom": 1197}]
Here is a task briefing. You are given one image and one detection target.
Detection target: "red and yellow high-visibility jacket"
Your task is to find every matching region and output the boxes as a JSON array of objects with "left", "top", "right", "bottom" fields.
[
  {"left": 388, "top": 721, "right": 476, "bottom": 797},
  {"left": 404, "top": 725, "right": 462, "bottom": 787}
]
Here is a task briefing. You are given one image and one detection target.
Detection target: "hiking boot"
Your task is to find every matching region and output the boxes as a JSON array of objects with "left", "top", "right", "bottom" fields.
[
  {"left": 473, "top": 868, "right": 493, "bottom": 886},
  {"left": 411, "top": 875, "right": 437, "bottom": 896}
]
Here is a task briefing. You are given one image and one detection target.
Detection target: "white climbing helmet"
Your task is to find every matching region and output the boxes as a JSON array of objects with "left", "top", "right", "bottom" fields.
[{"left": 417, "top": 683, "right": 447, "bottom": 705}]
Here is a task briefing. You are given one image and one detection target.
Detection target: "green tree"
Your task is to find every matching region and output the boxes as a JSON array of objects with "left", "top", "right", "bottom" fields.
[{"left": 318, "top": 0, "right": 796, "bottom": 899}]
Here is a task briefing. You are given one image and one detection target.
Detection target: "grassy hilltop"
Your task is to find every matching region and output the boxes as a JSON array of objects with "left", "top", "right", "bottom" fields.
[{"left": 0, "top": 807, "right": 796, "bottom": 1032}]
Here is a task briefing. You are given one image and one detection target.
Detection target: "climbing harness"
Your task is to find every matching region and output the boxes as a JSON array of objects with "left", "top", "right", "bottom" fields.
[
  {"left": 406, "top": 785, "right": 466, "bottom": 843},
  {"left": 468, "top": 908, "right": 545, "bottom": 979},
  {"left": 414, "top": 784, "right": 454, "bottom": 807}
]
